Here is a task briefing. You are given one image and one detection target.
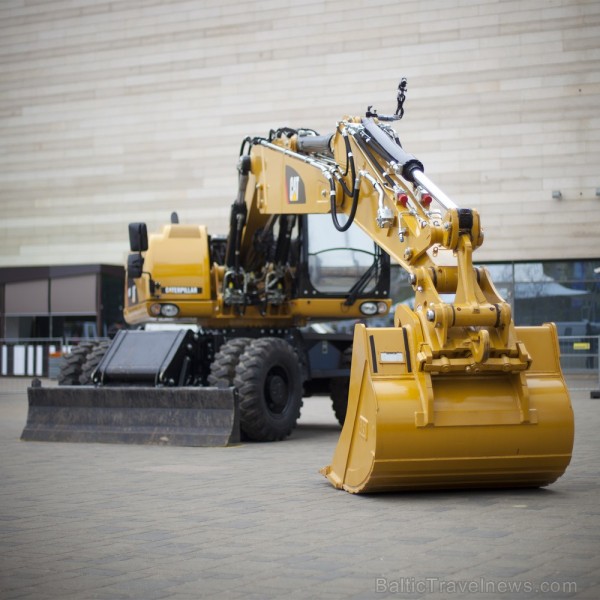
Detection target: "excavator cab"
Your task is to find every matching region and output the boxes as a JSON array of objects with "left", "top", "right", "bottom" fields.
[{"left": 299, "top": 214, "right": 389, "bottom": 310}]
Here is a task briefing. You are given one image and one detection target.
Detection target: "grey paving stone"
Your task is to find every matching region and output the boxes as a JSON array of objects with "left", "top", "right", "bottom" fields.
[{"left": 0, "top": 376, "right": 598, "bottom": 599}]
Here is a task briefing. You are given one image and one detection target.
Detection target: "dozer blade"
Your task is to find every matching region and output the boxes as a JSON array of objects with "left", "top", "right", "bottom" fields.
[
  {"left": 21, "top": 383, "right": 240, "bottom": 447},
  {"left": 321, "top": 323, "right": 574, "bottom": 493}
]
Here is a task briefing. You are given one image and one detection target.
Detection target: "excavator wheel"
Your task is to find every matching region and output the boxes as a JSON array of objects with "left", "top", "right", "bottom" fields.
[
  {"left": 234, "top": 337, "right": 303, "bottom": 441},
  {"left": 79, "top": 340, "right": 111, "bottom": 385},
  {"left": 57, "top": 342, "right": 95, "bottom": 385},
  {"left": 207, "top": 338, "right": 252, "bottom": 387},
  {"left": 329, "top": 346, "right": 352, "bottom": 426}
]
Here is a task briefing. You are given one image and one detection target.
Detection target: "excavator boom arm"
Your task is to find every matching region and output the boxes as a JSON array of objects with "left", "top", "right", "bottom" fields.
[{"left": 241, "top": 115, "right": 518, "bottom": 371}]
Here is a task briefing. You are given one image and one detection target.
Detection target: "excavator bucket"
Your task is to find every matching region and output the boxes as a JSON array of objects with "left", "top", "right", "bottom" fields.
[
  {"left": 21, "top": 383, "right": 240, "bottom": 446},
  {"left": 321, "top": 322, "right": 574, "bottom": 493}
]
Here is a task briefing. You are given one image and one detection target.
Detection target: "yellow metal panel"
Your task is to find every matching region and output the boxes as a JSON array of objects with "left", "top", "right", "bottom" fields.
[
  {"left": 252, "top": 146, "right": 331, "bottom": 215},
  {"left": 322, "top": 322, "right": 574, "bottom": 493},
  {"left": 145, "top": 225, "right": 211, "bottom": 300}
]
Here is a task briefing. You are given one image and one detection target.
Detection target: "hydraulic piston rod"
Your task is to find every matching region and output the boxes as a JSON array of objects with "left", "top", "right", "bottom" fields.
[{"left": 412, "top": 170, "right": 459, "bottom": 211}]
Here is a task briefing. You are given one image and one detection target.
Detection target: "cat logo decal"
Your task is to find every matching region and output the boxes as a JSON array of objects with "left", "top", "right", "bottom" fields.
[{"left": 286, "top": 166, "right": 306, "bottom": 204}]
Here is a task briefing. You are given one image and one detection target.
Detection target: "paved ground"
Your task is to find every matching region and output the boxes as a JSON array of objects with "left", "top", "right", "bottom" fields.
[{"left": 0, "top": 376, "right": 599, "bottom": 600}]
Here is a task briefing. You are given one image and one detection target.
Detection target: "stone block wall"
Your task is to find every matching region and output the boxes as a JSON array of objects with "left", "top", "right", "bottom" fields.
[{"left": 1, "top": 0, "right": 599, "bottom": 265}]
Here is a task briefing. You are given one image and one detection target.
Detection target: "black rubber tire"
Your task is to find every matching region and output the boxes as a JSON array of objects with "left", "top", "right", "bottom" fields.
[
  {"left": 79, "top": 340, "right": 111, "bottom": 384},
  {"left": 57, "top": 342, "right": 95, "bottom": 386},
  {"left": 234, "top": 337, "right": 303, "bottom": 441},
  {"left": 329, "top": 346, "right": 352, "bottom": 426},
  {"left": 207, "top": 338, "right": 252, "bottom": 387}
]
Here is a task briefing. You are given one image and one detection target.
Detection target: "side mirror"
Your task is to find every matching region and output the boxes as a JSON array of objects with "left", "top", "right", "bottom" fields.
[
  {"left": 129, "top": 222, "right": 148, "bottom": 252},
  {"left": 127, "top": 253, "right": 144, "bottom": 279}
]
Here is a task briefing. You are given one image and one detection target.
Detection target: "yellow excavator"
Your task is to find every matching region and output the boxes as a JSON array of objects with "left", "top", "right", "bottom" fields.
[{"left": 22, "top": 81, "right": 574, "bottom": 493}]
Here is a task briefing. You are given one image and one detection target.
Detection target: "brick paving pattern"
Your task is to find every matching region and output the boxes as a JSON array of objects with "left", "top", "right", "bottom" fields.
[{"left": 1, "top": 377, "right": 598, "bottom": 599}]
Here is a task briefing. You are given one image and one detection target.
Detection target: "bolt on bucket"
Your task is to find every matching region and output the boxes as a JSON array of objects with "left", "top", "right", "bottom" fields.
[{"left": 321, "top": 323, "right": 574, "bottom": 493}]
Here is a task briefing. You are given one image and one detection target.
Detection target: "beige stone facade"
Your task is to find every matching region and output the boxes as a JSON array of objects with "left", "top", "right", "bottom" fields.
[{"left": 1, "top": 0, "right": 599, "bottom": 267}]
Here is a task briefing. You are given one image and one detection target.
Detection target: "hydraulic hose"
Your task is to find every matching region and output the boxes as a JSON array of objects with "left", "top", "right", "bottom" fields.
[
  {"left": 330, "top": 128, "right": 360, "bottom": 232},
  {"left": 331, "top": 175, "right": 360, "bottom": 232}
]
